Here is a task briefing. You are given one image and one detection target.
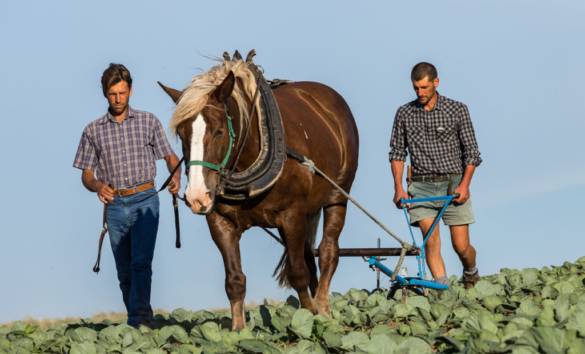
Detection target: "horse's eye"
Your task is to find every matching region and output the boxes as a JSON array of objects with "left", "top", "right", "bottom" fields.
[{"left": 215, "top": 130, "right": 223, "bottom": 137}]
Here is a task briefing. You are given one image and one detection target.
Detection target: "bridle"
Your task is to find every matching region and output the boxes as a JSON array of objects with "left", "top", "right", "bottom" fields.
[
  {"left": 183, "top": 73, "right": 262, "bottom": 194},
  {"left": 185, "top": 104, "right": 237, "bottom": 175}
]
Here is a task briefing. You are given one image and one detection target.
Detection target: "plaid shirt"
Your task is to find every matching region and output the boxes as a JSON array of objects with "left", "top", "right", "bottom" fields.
[
  {"left": 389, "top": 94, "right": 482, "bottom": 175},
  {"left": 73, "top": 106, "right": 174, "bottom": 188}
]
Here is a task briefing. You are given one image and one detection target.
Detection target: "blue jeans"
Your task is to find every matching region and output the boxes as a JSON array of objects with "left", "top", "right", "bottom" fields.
[{"left": 106, "top": 187, "right": 159, "bottom": 326}]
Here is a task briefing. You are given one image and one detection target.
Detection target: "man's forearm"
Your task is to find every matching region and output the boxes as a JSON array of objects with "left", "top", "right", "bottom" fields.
[
  {"left": 460, "top": 165, "right": 476, "bottom": 187},
  {"left": 391, "top": 160, "right": 405, "bottom": 190},
  {"left": 164, "top": 154, "right": 182, "bottom": 176},
  {"left": 81, "top": 170, "right": 102, "bottom": 193}
]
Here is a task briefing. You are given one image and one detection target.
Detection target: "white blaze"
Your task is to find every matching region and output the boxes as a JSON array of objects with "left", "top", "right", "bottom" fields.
[{"left": 185, "top": 114, "right": 209, "bottom": 202}]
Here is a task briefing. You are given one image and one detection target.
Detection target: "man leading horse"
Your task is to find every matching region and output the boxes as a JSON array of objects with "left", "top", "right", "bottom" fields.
[{"left": 73, "top": 63, "right": 181, "bottom": 327}]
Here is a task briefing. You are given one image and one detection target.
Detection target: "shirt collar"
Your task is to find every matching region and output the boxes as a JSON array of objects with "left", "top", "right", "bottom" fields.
[
  {"left": 414, "top": 92, "right": 443, "bottom": 112},
  {"left": 101, "top": 106, "right": 136, "bottom": 125},
  {"left": 432, "top": 93, "right": 443, "bottom": 112}
]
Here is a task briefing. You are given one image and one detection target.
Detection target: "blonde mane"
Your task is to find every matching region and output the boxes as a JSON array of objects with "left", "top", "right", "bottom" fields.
[{"left": 169, "top": 58, "right": 259, "bottom": 137}]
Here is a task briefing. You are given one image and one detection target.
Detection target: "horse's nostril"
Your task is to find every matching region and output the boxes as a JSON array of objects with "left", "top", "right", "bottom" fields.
[{"left": 199, "top": 206, "right": 207, "bottom": 213}]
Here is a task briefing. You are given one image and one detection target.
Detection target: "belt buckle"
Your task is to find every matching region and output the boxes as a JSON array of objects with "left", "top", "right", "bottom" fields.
[{"left": 117, "top": 186, "right": 135, "bottom": 197}]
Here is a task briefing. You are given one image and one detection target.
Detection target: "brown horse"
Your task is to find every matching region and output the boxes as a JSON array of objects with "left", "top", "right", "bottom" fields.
[{"left": 159, "top": 58, "right": 359, "bottom": 330}]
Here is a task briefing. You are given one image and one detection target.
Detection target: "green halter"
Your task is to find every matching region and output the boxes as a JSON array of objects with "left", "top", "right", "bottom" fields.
[{"left": 186, "top": 104, "right": 236, "bottom": 174}]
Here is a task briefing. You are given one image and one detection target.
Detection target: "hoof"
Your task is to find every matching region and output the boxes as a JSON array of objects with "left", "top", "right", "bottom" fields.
[{"left": 315, "top": 298, "right": 332, "bottom": 318}]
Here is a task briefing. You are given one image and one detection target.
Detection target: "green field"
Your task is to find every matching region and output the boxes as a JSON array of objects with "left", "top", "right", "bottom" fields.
[{"left": 2, "top": 258, "right": 585, "bottom": 354}]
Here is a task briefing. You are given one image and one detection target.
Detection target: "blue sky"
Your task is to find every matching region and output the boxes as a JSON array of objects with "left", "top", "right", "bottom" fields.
[{"left": 1, "top": 1, "right": 584, "bottom": 323}]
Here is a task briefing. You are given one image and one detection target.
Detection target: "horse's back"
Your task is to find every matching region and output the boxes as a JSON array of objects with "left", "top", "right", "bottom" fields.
[
  {"left": 274, "top": 81, "right": 357, "bottom": 137},
  {"left": 274, "top": 81, "right": 359, "bottom": 194}
]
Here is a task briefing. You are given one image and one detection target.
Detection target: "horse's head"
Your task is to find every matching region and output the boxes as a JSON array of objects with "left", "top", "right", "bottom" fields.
[{"left": 159, "top": 71, "right": 238, "bottom": 215}]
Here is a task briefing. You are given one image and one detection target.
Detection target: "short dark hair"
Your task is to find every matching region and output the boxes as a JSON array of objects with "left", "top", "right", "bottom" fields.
[
  {"left": 101, "top": 63, "right": 133, "bottom": 97},
  {"left": 411, "top": 62, "right": 438, "bottom": 81}
]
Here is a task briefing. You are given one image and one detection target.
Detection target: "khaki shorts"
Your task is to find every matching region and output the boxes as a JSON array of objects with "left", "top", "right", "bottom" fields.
[{"left": 407, "top": 174, "right": 475, "bottom": 227}]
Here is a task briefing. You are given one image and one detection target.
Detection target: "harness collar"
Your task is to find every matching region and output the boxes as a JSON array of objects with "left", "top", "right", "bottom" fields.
[{"left": 182, "top": 65, "right": 286, "bottom": 201}]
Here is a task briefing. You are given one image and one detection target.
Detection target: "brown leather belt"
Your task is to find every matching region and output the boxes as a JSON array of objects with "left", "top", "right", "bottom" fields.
[
  {"left": 113, "top": 181, "right": 155, "bottom": 197},
  {"left": 408, "top": 174, "right": 461, "bottom": 183}
]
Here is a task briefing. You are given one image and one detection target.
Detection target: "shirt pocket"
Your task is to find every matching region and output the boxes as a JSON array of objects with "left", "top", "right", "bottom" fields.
[
  {"left": 134, "top": 130, "right": 151, "bottom": 147},
  {"left": 133, "top": 129, "right": 149, "bottom": 157},
  {"left": 101, "top": 135, "right": 119, "bottom": 162},
  {"left": 406, "top": 126, "right": 425, "bottom": 147},
  {"left": 436, "top": 124, "right": 457, "bottom": 145}
]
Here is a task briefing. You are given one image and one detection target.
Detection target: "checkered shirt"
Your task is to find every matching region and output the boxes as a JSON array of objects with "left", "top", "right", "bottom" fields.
[
  {"left": 389, "top": 94, "right": 482, "bottom": 175},
  {"left": 73, "top": 106, "right": 175, "bottom": 188}
]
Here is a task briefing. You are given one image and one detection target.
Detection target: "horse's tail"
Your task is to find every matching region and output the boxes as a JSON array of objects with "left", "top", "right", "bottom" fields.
[{"left": 273, "top": 210, "right": 321, "bottom": 288}]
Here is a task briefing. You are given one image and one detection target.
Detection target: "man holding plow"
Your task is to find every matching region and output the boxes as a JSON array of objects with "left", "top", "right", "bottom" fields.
[
  {"left": 73, "top": 63, "right": 181, "bottom": 327},
  {"left": 389, "top": 62, "right": 482, "bottom": 289}
]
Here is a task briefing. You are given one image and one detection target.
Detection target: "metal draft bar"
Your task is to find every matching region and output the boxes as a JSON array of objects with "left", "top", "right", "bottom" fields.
[{"left": 313, "top": 248, "right": 421, "bottom": 257}]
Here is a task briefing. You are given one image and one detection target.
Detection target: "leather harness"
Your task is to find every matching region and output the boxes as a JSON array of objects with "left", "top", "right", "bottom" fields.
[{"left": 216, "top": 60, "right": 287, "bottom": 200}]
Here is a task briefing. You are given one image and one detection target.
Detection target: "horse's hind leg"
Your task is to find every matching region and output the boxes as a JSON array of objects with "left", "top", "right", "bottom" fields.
[
  {"left": 304, "top": 211, "right": 321, "bottom": 297},
  {"left": 314, "top": 204, "right": 347, "bottom": 317},
  {"left": 207, "top": 213, "right": 247, "bottom": 331},
  {"left": 304, "top": 240, "right": 318, "bottom": 297},
  {"left": 280, "top": 213, "right": 318, "bottom": 314}
]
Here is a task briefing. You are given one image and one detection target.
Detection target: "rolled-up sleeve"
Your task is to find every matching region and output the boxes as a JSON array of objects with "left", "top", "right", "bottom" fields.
[
  {"left": 458, "top": 104, "right": 482, "bottom": 166},
  {"left": 73, "top": 128, "right": 98, "bottom": 170},
  {"left": 151, "top": 116, "right": 175, "bottom": 160},
  {"left": 389, "top": 107, "right": 408, "bottom": 162}
]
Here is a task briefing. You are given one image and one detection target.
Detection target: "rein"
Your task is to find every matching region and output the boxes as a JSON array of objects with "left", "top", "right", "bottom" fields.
[
  {"left": 93, "top": 156, "right": 185, "bottom": 274},
  {"left": 108, "top": 156, "right": 185, "bottom": 207}
]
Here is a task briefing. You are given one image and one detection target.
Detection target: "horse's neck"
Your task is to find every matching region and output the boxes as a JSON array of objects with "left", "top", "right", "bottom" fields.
[{"left": 234, "top": 110, "right": 261, "bottom": 172}]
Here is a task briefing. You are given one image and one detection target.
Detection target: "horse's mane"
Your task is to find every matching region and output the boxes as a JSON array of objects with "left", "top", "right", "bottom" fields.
[{"left": 169, "top": 58, "right": 258, "bottom": 137}]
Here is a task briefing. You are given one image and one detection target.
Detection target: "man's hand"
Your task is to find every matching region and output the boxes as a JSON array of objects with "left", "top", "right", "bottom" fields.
[
  {"left": 97, "top": 183, "right": 115, "bottom": 204},
  {"left": 168, "top": 176, "right": 181, "bottom": 194},
  {"left": 453, "top": 165, "right": 476, "bottom": 204},
  {"left": 390, "top": 160, "right": 410, "bottom": 209},
  {"left": 393, "top": 188, "right": 410, "bottom": 209},
  {"left": 453, "top": 184, "right": 470, "bottom": 204},
  {"left": 82, "top": 170, "right": 114, "bottom": 204},
  {"left": 164, "top": 154, "right": 182, "bottom": 194}
]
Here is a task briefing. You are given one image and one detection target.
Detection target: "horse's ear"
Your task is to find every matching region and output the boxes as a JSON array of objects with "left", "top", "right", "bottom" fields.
[
  {"left": 157, "top": 82, "right": 183, "bottom": 103},
  {"left": 215, "top": 71, "right": 235, "bottom": 103}
]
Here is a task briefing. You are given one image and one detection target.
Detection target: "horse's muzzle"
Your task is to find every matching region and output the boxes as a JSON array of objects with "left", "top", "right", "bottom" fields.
[
  {"left": 184, "top": 193, "right": 215, "bottom": 215},
  {"left": 197, "top": 202, "right": 214, "bottom": 215}
]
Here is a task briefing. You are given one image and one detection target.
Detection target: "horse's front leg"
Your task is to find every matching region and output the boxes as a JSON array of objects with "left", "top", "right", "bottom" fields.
[
  {"left": 281, "top": 212, "right": 318, "bottom": 314},
  {"left": 207, "top": 212, "right": 247, "bottom": 331}
]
